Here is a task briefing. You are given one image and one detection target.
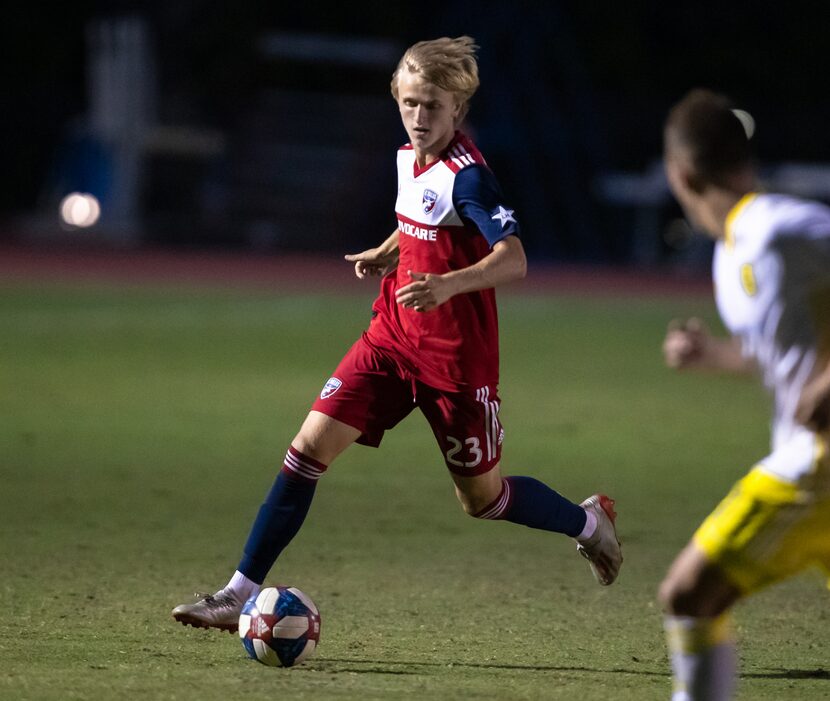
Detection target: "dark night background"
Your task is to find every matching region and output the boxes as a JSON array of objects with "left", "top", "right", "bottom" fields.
[{"left": 3, "top": 1, "right": 830, "bottom": 268}]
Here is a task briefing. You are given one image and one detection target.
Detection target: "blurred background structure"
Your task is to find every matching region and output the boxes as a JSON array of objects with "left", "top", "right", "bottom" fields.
[{"left": 3, "top": 1, "right": 830, "bottom": 272}]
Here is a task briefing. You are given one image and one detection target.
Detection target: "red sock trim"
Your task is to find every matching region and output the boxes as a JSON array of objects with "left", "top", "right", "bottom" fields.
[
  {"left": 472, "top": 478, "right": 513, "bottom": 520},
  {"left": 281, "top": 446, "right": 328, "bottom": 482}
]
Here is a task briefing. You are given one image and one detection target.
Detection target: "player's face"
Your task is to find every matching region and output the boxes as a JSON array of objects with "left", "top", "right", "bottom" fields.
[{"left": 396, "top": 68, "right": 461, "bottom": 165}]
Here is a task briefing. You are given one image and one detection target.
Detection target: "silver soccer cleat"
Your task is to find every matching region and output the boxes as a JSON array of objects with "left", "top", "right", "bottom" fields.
[
  {"left": 172, "top": 589, "right": 243, "bottom": 632},
  {"left": 576, "top": 494, "right": 622, "bottom": 586}
]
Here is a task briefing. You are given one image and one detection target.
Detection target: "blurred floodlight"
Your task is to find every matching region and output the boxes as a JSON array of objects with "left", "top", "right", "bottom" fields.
[
  {"left": 731, "top": 109, "right": 756, "bottom": 139},
  {"left": 59, "top": 192, "right": 101, "bottom": 228}
]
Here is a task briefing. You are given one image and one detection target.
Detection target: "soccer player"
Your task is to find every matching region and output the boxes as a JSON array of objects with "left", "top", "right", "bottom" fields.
[
  {"left": 172, "top": 36, "right": 622, "bottom": 631},
  {"left": 659, "top": 88, "right": 830, "bottom": 700}
]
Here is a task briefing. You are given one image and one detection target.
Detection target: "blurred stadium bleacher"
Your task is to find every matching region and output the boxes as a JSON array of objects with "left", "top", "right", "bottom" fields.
[{"left": 4, "top": 3, "right": 830, "bottom": 274}]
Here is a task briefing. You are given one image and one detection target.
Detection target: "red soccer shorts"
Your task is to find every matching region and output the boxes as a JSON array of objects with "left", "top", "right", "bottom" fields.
[{"left": 310, "top": 334, "right": 503, "bottom": 476}]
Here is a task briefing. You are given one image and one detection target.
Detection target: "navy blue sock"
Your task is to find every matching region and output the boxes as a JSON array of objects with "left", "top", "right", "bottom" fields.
[
  {"left": 474, "top": 476, "right": 587, "bottom": 537},
  {"left": 237, "top": 447, "right": 327, "bottom": 584}
]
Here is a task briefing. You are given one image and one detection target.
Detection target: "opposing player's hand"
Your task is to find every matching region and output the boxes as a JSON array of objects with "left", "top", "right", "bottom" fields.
[
  {"left": 663, "top": 317, "right": 709, "bottom": 369},
  {"left": 395, "top": 271, "right": 454, "bottom": 312},
  {"left": 344, "top": 248, "right": 398, "bottom": 279}
]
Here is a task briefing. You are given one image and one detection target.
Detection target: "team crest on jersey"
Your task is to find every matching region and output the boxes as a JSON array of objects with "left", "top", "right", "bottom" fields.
[
  {"left": 422, "top": 189, "right": 438, "bottom": 213},
  {"left": 740, "top": 263, "right": 757, "bottom": 296},
  {"left": 321, "top": 377, "right": 342, "bottom": 399}
]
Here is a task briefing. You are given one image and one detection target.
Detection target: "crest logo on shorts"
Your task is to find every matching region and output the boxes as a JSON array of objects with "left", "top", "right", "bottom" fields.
[
  {"left": 422, "top": 189, "right": 438, "bottom": 214},
  {"left": 321, "top": 377, "right": 342, "bottom": 399}
]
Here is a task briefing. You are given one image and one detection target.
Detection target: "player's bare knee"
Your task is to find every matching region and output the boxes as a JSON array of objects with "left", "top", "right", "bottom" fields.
[
  {"left": 452, "top": 466, "right": 504, "bottom": 518},
  {"left": 657, "top": 575, "right": 680, "bottom": 613},
  {"left": 291, "top": 412, "right": 359, "bottom": 466},
  {"left": 456, "top": 491, "right": 484, "bottom": 516},
  {"left": 291, "top": 436, "right": 325, "bottom": 465},
  {"left": 659, "top": 571, "right": 693, "bottom": 613},
  {"left": 659, "top": 575, "right": 707, "bottom": 617},
  {"left": 453, "top": 486, "right": 494, "bottom": 517}
]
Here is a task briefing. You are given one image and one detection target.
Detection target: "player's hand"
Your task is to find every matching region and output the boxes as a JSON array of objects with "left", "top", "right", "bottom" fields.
[
  {"left": 663, "top": 317, "right": 710, "bottom": 369},
  {"left": 344, "top": 248, "right": 399, "bottom": 279},
  {"left": 796, "top": 364, "right": 830, "bottom": 433},
  {"left": 395, "top": 271, "right": 454, "bottom": 312}
]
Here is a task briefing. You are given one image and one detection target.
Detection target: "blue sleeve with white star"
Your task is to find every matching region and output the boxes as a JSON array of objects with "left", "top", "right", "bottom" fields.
[{"left": 452, "top": 164, "right": 520, "bottom": 247}]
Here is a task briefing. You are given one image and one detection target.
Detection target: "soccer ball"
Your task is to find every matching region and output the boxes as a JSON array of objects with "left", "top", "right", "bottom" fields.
[{"left": 238, "top": 586, "right": 321, "bottom": 667}]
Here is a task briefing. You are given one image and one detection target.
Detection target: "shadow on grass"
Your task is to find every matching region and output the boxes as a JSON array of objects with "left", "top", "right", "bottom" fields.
[
  {"left": 746, "top": 668, "right": 830, "bottom": 680},
  {"left": 313, "top": 657, "right": 669, "bottom": 677},
  {"left": 312, "top": 659, "right": 830, "bottom": 682}
]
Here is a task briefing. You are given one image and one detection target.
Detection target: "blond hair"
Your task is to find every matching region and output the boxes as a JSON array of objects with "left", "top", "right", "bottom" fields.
[{"left": 391, "top": 36, "right": 480, "bottom": 121}]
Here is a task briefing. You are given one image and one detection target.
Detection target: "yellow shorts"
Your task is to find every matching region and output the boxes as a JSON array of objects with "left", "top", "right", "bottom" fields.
[{"left": 694, "top": 466, "right": 830, "bottom": 595}]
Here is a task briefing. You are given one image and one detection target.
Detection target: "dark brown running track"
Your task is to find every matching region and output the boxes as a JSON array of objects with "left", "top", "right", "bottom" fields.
[{"left": 0, "top": 244, "right": 711, "bottom": 298}]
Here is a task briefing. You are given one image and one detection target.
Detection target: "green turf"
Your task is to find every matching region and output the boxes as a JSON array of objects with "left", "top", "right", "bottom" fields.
[{"left": 1, "top": 281, "right": 828, "bottom": 700}]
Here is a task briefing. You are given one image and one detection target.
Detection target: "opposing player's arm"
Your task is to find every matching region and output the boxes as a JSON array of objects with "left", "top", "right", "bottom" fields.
[
  {"left": 663, "top": 318, "right": 757, "bottom": 373},
  {"left": 796, "top": 357, "right": 830, "bottom": 433},
  {"left": 395, "top": 235, "right": 526, "bottom": 312},
  {"left": 344, "top": 230, "right": 400, "bottom": 279},
  {"left": 796, "top": 282, "right": 830, "bottom": 432}
]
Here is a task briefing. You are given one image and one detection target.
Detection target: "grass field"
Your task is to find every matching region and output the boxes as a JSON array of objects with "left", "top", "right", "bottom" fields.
[{"left": 2, "top": 275, "right": 829, "bottom": 700}]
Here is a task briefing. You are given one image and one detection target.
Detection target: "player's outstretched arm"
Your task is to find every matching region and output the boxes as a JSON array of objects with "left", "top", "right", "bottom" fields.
[
  {"left": 395, "top": 234, "right": 526, "bottom": 312},
  {"left": 799, "top": 288, "right": 830, "bottom": 432},
  {"left": 662, "top": 318, "right": 756, "bottom": 373},
  {"left": 345, "top": 230, "right": 400, "bottom": 279}
]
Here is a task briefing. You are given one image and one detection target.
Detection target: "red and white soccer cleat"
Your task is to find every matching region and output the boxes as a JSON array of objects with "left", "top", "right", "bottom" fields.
[
  {"left": 172, "top": 589, "right": 243, "bottom": 632},
  {"left": 576, "top": 494, "right": 623, "bottom": 586}
]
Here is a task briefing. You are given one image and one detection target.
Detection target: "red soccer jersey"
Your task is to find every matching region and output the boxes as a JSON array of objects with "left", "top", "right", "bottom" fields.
[{"left": 365, "top": 132, "right": 520, "bottom": 392}]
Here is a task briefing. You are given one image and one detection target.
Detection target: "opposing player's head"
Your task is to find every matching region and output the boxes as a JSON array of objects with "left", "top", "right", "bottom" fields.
[
  {"left": 391, "top": 36, "right": 479, "bottom": 162},
  {"left": 664, "top": 89, "right": 756, "bottom": 235}
]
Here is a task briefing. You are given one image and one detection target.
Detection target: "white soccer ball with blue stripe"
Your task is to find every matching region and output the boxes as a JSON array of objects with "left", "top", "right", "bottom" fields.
[{"left": 238, "top": 586, "right": 321, "bottom": 667}]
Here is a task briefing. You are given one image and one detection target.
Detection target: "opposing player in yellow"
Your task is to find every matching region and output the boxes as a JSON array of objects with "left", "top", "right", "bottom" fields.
[{"left": 659, "top": 89, "right": 830, "bottom": 700}]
